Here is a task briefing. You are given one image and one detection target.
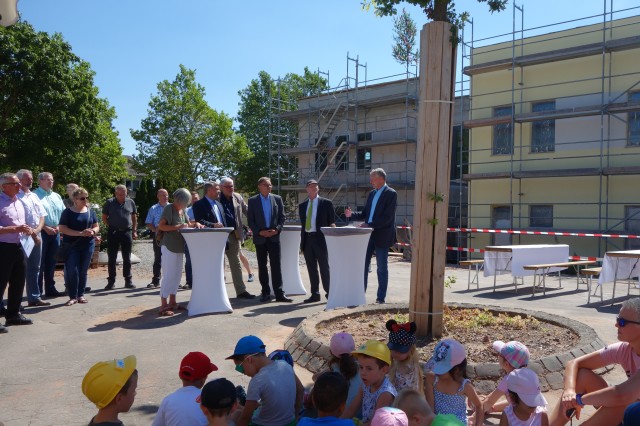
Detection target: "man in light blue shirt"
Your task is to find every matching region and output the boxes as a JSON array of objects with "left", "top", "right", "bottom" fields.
[
  {"left": 34, "top": 172, "right": 66, "bottom": 298},
  {"left": 145, "top": 188, "right": 168, "bottom": 288}
]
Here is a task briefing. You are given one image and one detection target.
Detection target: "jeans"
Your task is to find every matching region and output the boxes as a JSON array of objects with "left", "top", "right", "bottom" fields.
[
  {"left": 226, "top": 233, "right": 247, "bottom": 296},
  {"left": 26, "top": 235, "right": 43, "bottom": 302},
  {"left": 107, "top": 229, "right": 133, "bottom": 284},
  {"left": 624, "top": 402, "right": 640, "bottom": 425},
  {"left": 151, "top": 233, "right": 162, "bottom": 284},
  {"left": 65, "top": 239, "right": 95, "bottom": 299},
  {"left": 364, "top": 238, "right": 389, "bottom": 302},
  {"left": 39, "top": 231, "right": 60, "bottom": 294}
]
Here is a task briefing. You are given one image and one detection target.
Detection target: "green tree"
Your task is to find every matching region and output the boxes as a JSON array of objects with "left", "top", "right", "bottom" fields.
[
  {"left": 392, "top": 8, "right": 419, "bottom": 68},
  {"left": 132, "top": 65, "right": 252, "bottom": 191},
  {"left": 0, "top": 22, "right": 127, "bottom": 200},
  {"left": 235, "top": 68, "right": 327, "bottom": 192}
]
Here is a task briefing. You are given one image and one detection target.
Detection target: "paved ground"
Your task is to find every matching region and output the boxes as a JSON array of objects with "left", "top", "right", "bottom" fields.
[{"left": 0, "top": 240, "right": 632, "bottom": 425}]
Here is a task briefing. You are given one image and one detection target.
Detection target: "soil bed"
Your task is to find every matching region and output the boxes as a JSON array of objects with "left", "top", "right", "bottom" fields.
[{"left": 315, "top": 305, "right": 579, "bottom": 364}]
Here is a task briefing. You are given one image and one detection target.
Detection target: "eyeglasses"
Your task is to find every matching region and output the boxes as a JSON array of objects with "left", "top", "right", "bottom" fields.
[
  {"left": 616, "top": 317, "right": 640, "bottom": 327},
  {"left": 76, "top": 197, "right": 88, "bottom": 201},
  {"left": 2, "top": 182, "right": 20, "bottom": 186}
]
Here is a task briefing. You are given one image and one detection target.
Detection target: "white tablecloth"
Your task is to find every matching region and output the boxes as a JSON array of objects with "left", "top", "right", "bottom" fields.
[
  {"left": 278, "top": 225, "right": 307, "bottom": 296},
  {"left": 322, "top": 226, "right": 372, "bottom": 310},
  {"left": 484, "top": 244, "right": 569, "bottom": 278},
  {"left": 181, "top": 228, "right": 233, "bottom": 315},
  {"left": 598, "top": 250, "right": 640, "bottom": 285}
]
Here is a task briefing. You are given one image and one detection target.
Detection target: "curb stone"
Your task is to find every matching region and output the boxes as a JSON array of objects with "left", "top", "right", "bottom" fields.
[{"left": 288, "top": 302, "right": 614, "bottom": 393}]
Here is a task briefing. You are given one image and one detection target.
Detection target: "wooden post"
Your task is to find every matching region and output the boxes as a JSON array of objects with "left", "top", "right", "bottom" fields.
[{"left": 409, "top": 21, "right": 457, "bottom": 338}]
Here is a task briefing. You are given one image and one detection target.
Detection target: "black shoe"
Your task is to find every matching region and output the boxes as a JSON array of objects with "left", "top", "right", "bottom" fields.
[
  {"left": 124, "top": 283, "right": 136, "bottom": 289},
  {"left": 5, "top": 314, "right": 33, "bottom": 326},
  {"left": 275, "top": 295, "right": 293, "bottom": 303},
  {"left": 146, "top": 282, "right": 159, "bottom": 289},
  {"left": 104, "top": 283, "right": 115, "bottom": 290},
  {"left": 237, "top": 292, "right": 256, "bottom": 299},
  {"left": 44, "top": 290, "right": 64, "bottom": 298},
  {"left": 303, "top": 294, "right": 321, "bottom": 303},
  {"left": 260, "top": 294, "right": 272, "bottom": 302},
  {"left": 28, "top": 299, "right": 51, "bottom": 307},
  {"left": 376, "top": 299, "right": 386, "bottom": 304},
  {"left": 0, "top": 324, "right": 7, "bottom": 333},
  {"left": 84, "top": 287, "right": 91, "bottom": 293}
]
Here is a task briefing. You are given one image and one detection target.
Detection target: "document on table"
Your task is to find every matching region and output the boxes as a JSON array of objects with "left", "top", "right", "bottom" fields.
[{"left": 20, "top": 233, "right": 35, "bottom": 258}]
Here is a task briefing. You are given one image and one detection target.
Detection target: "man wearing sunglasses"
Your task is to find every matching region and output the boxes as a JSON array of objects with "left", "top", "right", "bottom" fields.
[{"left": 549, "top": 297, "right": 640, "bottom": 426}]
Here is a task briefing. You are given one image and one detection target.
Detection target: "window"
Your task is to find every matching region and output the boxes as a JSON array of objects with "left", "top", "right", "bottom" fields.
[
  {"left": 492, "top": 205, "right": 512, "bottom": 245},
  {"left": 629, "top": 92, "right": 640, "bottom": 146},
  {"left": 625, "top": 206, "right": 640, "bottom": 250},
  {"left": 493, "top": 106, "right": 513, "bottom": 155},
  {"left": 531, "top": 101, "right": 555, "bottom": 152},
  {"left": 452, "top": 125, "right": 470, "bottom": 179},
  {"left": 529, "top": 205, "right": 553, "bottom": 228},
  {"left": 335, "top": 135, "right": 349, "bottom": 171},
  {"left": 357, "top": 132, "right": 372, "bottom": 142},
  {"left": 357, "top": 148, "right": 372, "bottom": 170},
  {"left": 315, "top": 153, "right": 327, "bottom": 172}
]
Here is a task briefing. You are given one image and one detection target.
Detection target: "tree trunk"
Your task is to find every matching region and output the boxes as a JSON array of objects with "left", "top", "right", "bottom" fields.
[{"left": 409, "top": 21, "right": 457, "bottom": 338}]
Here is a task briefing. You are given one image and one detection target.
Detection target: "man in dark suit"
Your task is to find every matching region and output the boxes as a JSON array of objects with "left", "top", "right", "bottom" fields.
[
  {"left": 299, "top": 179, "right": 335, "bottom": 303},
  {"left": 247, "top": 177, "right": 292, "bottom": 303},
  {"left": 193, "top": 182, "right": 255, "bottom": 299},
  {"left": 345, "top": 168, "right": 397, "bottom": 303}
]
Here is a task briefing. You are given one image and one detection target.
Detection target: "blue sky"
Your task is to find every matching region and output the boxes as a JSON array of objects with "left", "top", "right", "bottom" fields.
[{"left": 18, "top": 0, "right": 639, "bottom": 155}]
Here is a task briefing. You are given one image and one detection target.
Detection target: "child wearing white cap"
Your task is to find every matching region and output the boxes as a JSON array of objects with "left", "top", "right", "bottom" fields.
[
  {"left": 483, "top": 341, "right": 532, "bottom": 415},
  {"left": 500, "top": 368, "right": 548, "bottom": 426},
  {"left": 424, "top": 339, "right": 483, "bottom": 426}
]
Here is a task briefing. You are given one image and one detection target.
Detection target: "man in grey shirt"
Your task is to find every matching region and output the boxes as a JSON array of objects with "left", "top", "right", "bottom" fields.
[{"left": 102, "top": 184, "right": 137, "bottom": 290}]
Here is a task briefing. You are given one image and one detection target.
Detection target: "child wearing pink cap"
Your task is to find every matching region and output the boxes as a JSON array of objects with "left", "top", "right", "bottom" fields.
[
  {"left": 483, "top": 341, "right": 533, "bottom": 415},
  {"left": 500, "top": 368, "right": 548, "bottom": 426},
  {"left": 425, "top": 339, "right": 483, "bottom": 426}
]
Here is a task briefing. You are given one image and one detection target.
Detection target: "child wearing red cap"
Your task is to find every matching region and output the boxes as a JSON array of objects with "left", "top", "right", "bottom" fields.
[
  {"left": 152, "top": 352, "right": 218, "bottom": 426},
  {"left": 425, "top": 339, "right": 483, "bottom": 426}
]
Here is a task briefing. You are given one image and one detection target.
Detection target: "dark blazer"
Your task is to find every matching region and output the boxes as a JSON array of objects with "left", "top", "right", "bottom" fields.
[
  {"left": 192, "top": 197, "right": 226, "bottom": 228},
  {"left": 247, "top": 193, "right": 285, "bottom": 244},
  {"left": 350, "top": 185, "right": 397, "bottom": 248},
  {"left": 299, "top": 196, "right": 335, "bottom": 251}
]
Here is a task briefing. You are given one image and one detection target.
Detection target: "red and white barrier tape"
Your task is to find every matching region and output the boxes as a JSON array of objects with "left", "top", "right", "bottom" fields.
[
  {"left": 397, "top": 225, "right": 640, "bottom": 239},
  {"left": 396, "top": 243, "right": 603, "bottom": 261}
]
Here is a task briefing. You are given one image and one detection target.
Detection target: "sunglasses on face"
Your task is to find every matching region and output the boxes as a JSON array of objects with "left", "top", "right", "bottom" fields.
[
  {"left": 616, "top": 317, "right": 640, "bottom": 327},
  {"left": 76, "top": 197, "right": 88, "bottom": 201}
]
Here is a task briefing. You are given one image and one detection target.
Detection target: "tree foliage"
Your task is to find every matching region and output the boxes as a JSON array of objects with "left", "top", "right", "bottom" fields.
[
  {"left": 392, "top": 8, "right": 419, "bottom": 68},
  {"left": 132, "top": 65, "right": 252, "bottom": 192},
  {"left": 363, "top": 0, "right": 508, "bottom": 35},
  {"left": 0, "top": 22, "right": 127, "bottom": 201},
  {"left": 235, "top": 67, "right": 327, "bottom": 192}
]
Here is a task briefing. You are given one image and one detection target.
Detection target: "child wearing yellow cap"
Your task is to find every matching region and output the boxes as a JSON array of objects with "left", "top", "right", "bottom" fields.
[{"left": 82, "top": 355, "right": 138, "bottom": 426}]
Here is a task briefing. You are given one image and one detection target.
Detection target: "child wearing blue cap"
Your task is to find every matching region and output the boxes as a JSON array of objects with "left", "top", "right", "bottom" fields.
[{"left": 226, "top": 335, "right": 303, "bottom": 426}]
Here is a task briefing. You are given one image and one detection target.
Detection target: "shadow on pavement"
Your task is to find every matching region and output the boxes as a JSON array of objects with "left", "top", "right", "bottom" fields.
[
  {"left": 87, "top": 307, "right": 188, "bottom": 332},
  {"left": 243, "top": 303, "right": 310, "bottom": 317},
  {"left": 131, "top": 403, "right": 160, "bottom": 415},
  {"left": 279, "top": 316, "right": 306, "bottom": 328}
]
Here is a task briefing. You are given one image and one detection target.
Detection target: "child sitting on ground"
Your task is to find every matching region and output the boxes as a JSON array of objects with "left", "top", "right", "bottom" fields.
[
  {"left": 386, "top": 320, "right": 424, "bottom": 394},
  {"left": 394, "top": 388, "right": 464, "bottom": 426},
  {"left": 342, "top": 340, "right": 398, "bottom": 425},
  {"left": 371, "top": 407, "right": 409, "bottom": 426},
  {"left": 82, "top": 355, "right": 138, "bottom": 426},
  {"left": 299, "top": 372, "right": 356, "bottom": 426},
  {"left": 152, "top": 351, "right": 218, "bottom": 426},
  {"left": 425, "top": 339, "right": 483, "bottom": 426},
  {"left": 499, "top": 368, "right": 548, "bottom": 426},
  {"left": 226, "top": 335, "right": 303, "bottom": 426},
  {"left": 483, "top": 341, "right": 531, "bottom": 414},
  {"left": 198, "top": 378, "right": 238, "bottom": 426}
]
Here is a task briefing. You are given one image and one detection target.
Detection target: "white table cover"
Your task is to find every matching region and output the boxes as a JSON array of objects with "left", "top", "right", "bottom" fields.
[
  {"left": 598, "top": 250, "right": 640, "bottom": 285},
  {"left": 277, "top": 225, "right": 307, "bottom": 296},
  {"left": 181, "top": 228, "right": 233, "bottom": 315},
  {"left": 484, "top": 244, "right": 569, "bottom": 278},
  {"left": 322, "top": 226, "right": 372, "bottom": 310}
]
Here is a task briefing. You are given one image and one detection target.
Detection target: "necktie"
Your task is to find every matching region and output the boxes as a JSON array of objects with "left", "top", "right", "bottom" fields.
[
  {"left": 213, "top": 203, "right": 222, "bottom": 224},
  {"left": 305, "top": 199, "right": 313, "bottom": 231}
]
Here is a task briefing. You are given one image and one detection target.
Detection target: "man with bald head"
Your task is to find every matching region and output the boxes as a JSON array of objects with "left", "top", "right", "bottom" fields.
[
  {"left": 145, "top": 188, "right": 169, "bottom": 288},
  {"left": 102, "top": 184, "right": 138, "bottom": 290}
]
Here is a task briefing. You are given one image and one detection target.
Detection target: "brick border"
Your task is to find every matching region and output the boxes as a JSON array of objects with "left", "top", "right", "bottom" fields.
[{"left": 284, "top": 303, "right": 612, "bottom": 394}]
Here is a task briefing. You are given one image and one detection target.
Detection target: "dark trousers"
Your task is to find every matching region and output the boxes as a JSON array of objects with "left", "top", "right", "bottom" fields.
[
  {"left": 364, "top": 238, "right": 389, "bottom": 302},
  {"left": 184, "top": 243, "right": 192, "bottom": 285},
  {"left": 107, "top": 229, "right": 133, "bottom": 284},
  {"left": 39, "top": 231, "right": 60, "bottom": 294},
  {"left": 255, "top": 238, "right": 284, "bottom": 297},
  {"left": 303, "top": 234, "right": 330, "bottom": 296},
  {"left": 150, "top": 232, "right": 162, "bottom": 284},
  {"left": 0, "top": 242, "right": 26, "bottom": 319},
  {"left": 65, "top": 239, "right": 95, "bottom": 299}
]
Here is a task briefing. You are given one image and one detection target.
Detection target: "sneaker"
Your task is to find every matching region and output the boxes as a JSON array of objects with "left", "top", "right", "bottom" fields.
[{"left": 247, "top": 273, "right": 255, "bottom": 282}]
